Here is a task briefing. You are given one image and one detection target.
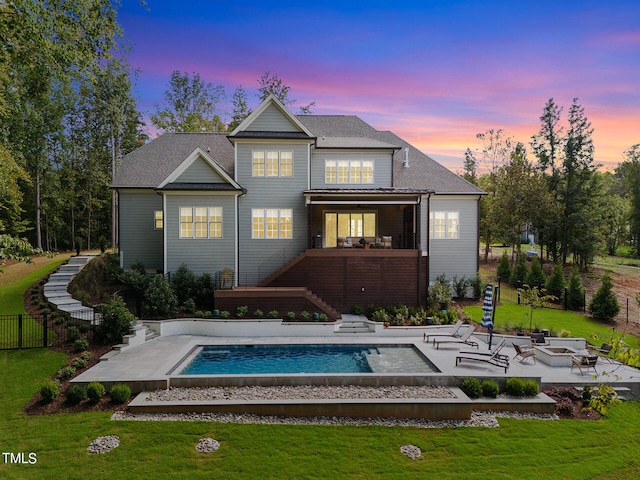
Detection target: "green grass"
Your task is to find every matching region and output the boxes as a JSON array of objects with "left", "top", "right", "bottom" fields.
[
  {"left": 1, "top": 348, "right": 640, "bottom": 479},
  {"left": 2, "top": 258, "right": 640, "bottom": 479},
  {"left": 464, "top": 302, "right": 640, "bottom": 349}
]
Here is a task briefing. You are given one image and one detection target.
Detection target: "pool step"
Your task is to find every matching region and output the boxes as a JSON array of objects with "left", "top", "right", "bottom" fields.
[{"left": 337, "top": 315, "right": 375, "bottom": 334}]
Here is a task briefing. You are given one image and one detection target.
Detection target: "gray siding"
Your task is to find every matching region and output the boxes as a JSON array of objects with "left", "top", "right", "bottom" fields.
[
  {"left": 118, "top": 191, "right": 164, "bottom": 272},
  {"left": 164, "top": 193, "right": 237, "bottom": 276},
  {"left": 176, "top": 157, "right": 227, "bottom": 183},
  {"left": 246, "top": 104, "right": 298, "bottom": 132},
  {"left": 236, "top": 142, "right": 309, "bottom": 284},
  {"left": 310, "top": 151, "right": 392, "bottom": 189},
  {"left": 428, "top": 195, "right": 480, "bottom": 283}
]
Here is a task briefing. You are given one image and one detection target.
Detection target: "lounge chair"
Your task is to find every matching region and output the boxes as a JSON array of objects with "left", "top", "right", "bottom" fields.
[
  {"left": 423, "top": 320, "right": 464, "bottom": 343},
  {"left": 513, "top": 343, "right": 536, "bottom": 364},
  {"left": 456, "top": 341, "right": 510, "bottom": 373},
  {"left": 433, "top": 328, "right": 478, "bottom": 350},
  {"left": 571, "top": 355, "right": 598, "bottom": 375},
  {"left": 587, "top": 342, "right": 613, "bottom": 363}
]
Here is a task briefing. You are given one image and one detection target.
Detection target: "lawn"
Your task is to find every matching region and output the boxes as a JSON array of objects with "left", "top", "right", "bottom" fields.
[{"left": 1, "top": 258, "right": 640, "bottom": 479}]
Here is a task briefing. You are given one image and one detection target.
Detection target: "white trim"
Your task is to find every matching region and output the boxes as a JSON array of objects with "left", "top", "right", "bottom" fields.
[
  {"left": 229, "top": 94, "right": 314, "bottom": 137},
  {"left": 162, "top": 193, "right": 167, "bottom": 275}
]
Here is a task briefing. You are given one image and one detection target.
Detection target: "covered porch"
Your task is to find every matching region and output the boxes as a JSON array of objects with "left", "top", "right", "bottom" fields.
[{"left": 304, "top": 189, "right": 433, "bottom": 251}]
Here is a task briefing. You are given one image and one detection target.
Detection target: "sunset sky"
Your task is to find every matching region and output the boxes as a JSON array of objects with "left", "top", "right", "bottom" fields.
[{"left": 117, "top": 1, "right": 640, "bottom": 171}]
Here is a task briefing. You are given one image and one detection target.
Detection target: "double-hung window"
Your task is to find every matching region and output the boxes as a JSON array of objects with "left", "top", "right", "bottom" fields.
[
  {"left": 252, "top": 208, "right": 292, "bottom": 239},
  {"left": 253, "top": 150, "right": 293, "bottom": 177},
  {"left": 154, "top": 210, "right": 163, "bottom": 229},
  {"left": 180, "top": 207, "right": 223, "bottom": 239},
  {"left": 325, "top": 160, "right": 374, "bottom": 184},
  {"left": 430, "top": 211, "right": 459, "bottom": 239}
]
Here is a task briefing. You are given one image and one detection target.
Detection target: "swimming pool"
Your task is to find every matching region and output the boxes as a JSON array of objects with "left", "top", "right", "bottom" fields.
[{"left": 178, "top": 344, "right": 439, "bottom": 375}]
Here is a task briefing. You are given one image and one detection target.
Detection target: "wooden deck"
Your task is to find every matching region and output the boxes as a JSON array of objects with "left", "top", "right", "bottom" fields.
[{"left": 260, "top": 248, "right": 428, "bottom": 313}]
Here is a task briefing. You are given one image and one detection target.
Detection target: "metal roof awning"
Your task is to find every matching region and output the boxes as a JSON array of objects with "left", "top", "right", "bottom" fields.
[{"left": 304, "top": 188, "right": 433, "bottom": 206}]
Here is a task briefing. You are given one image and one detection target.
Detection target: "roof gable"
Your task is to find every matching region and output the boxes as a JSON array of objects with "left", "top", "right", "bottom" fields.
[
  {"left": 229, "top": 94, "right": 313, "bottom": 137},
  {"left": 159, "top": 147, "right": 240, "bottom": 189}
]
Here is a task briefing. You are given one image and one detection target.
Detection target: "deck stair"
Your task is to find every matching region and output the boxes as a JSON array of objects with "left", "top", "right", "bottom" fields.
[
  {"left": 257, "top": 251, "right": 307, "bottom": 287},
  {"left": 337, "top": 314, "right": 375, "bottom": 334}
]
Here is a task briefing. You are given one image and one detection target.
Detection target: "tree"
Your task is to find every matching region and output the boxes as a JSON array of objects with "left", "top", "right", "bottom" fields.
[
  {"left": 227, "top": 86, "right": 252, "bottom": 132},
  {"left": 151, "top": 71, "right": 225, "bottom": 133},
  {"left": 545, "top": 262, "right": 566, "bottom": 300},
  {"left": 257, "top": 71, "right": 315, "bottom": 114},
  {"left": 526, "top": 257, "right": 546, "bottom": 287},
  {"left": 496, "top": 251, "right": 511, "bottom": 280},
  {"left": 517, "top": 285, "right": 556, "bottom": 332},
  {"left": 462, "top": 148, "right": 477, "bottom": 184},
  {"left": 589, "top": 274, "right": 620, "bottom": 322},
  {"left": 531, "top": 98, "right": 564, "bottom": 261},
  {"left": 617, "top": 145, "right": 640, "bottom": 256},
  {"left": 566, "top": 266, "right": 585, "bottom": 311},
  {"left": 0, "top": 145, "right": 30, "bottom": 235}
]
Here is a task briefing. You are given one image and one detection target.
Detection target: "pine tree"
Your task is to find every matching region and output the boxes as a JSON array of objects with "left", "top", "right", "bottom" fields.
[
  {"left": 526, "top": 257, "right": 546, "bottom": 287},
  {"left": 566, "top": 266, "right": 584, "bottom": 310},
  {"left": 588, "top": 274, "right": 620, "bottom": 321},
  {"left": 546, "top": 262, "right": 566, "bottom": 300},
  {"left": 496, "top": 251, "right": 511, "bottom": 280},
  {"left": 510, "top": 254, "right": 528, "bottom": 286}
]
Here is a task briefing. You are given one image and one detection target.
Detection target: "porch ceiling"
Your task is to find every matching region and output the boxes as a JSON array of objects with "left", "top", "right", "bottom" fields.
[{"left": 304, "top": 188, "right": 432, "bottom": 205}]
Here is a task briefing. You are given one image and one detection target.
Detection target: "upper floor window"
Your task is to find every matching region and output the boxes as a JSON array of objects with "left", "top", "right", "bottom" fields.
[
  {"left": 154, "top": 210, "right": 163, "bottom": 229},
  {"left": 430, "top": 211, "right": 459, "bottom": 239},
  {"left": 252, "top": 208, "right": 292, "bottom": 239},
  {"left": 253, "top": 150, "right": 293, "bottom": 177},
  {"left": 325, "top": 160, "right": 374, "bottom": 184},
  {"left": 180, "top": 207, "right": 223, "bottom": 239}
]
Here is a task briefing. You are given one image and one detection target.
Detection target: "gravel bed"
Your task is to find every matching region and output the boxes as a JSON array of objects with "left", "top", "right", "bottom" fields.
[
  {"left": 112, "top": 410, "right": 558, "bottom": 428},
  {"left": 88, "top": 435, "right": 120, "bottom": 454},
  {"left": 145, "top": 385, "right": 457, "bottom": 402}
]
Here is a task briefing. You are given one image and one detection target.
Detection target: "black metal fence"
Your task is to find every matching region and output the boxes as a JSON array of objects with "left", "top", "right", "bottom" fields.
[
  {"left": 0, "top": 312, "right": 97, "bottom": 350},
  {"left": 486, "top": 277, "right": 639, "bottom": 324}
]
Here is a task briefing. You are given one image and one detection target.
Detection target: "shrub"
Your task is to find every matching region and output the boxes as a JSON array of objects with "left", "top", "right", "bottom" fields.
[
  {"left": 509, "top": 254, "right": 528, "bottom": 285},
  {"left": 182, "top": 298, "right": 196, "bottom": 314},
  {"left": 66, "top": 384, "right": 87, "bottom": 404},
  {"left": 236, "top": 305, "right": 248, "bottom": 318},
  {"left": 87, "top": 382, "right": 106, "bottom": 403},
  {"left": 352, "top": 305, "right": 365, "bottom": 315},
  {"left": 71, "top": 357, "right": 88, "bottom": 369},
  {"left": 195, "top": 310, "right": 204, "bottom": 318},
  {"left": 96, "top": 295, "right": 137, "bottom": 344},
  {"left": 57, "top": 366, "right": 76, "bottom": 381},
  {"left": 523, "top": 380, "right": 539, "bottom": 396},
  {"left": 546, "top": 262, "right": 566, "bottom": 300},
  {"left": 267, "top": 310, "right": 279, "bottom": 319},
  {"left": 286, "top": 311, "right": 296, "bottom": 321},
  {"left": 80, "top": 351, "right": 92, "bottom": 361},
  {"left": 566, "top": 266, "right": 585, "bottom": 311},
  {"left": 66, "top": 326, "right": 81, "bottom": 342},
  {"left": 589, "top": 274, "right": 620, "bottom": 321},
  {"left": 496, "top": 251, "right": 511, "bottom": 280},
  {"left": 460, "top": 377, "right": 482, "bottom": 398},
  {"left": 40, "top": 380, "right": 60, "bottom": 402},
  {"left": 110, "top": 383, "right": 131, "bottom": 404},
  {"left": 589, "top": 383, "right": 620, "bottom": 415},
  {"left": 73, "top": 336, "right": 89, "bottom": 352},
  {"left": 481, "top": 380, "right": 500, "bottom": 398},
  {"left": 470, "top": 274, "right": 485, "bottom": 301},
  {"left": 171, "top": 263, "right": 196, "bottom": 305},
  {"left": 300, "top": 311, "right": 310, "bottom": 321},
  {"left": 452, "top": 275, "right": 470, "bottom": 300},
  {"left": 318, "top": 313, "right": 328, "bottom": 322},
  {"left": 144, "top": 275, "right": 178, "bottom": 318},
  {"left": 428, "top": 277, "right": 452, "bottom": 311},
  {"left": 194, "top": 272, "right": 214, "bottom": 309},
  {"left": 526, "top": 257, "right": 546, "bottom": 286},
  {"left": 505, "top": 377, "right": 526, "bottom": 396},
  {"left": 555, "top": 396, "right": 575, "bottom": 415},
  {"left": 558, "top": 329, "right": 572, "bottom": 338},
  {"left": 253, "top": 309, "right": 264, "bottom": 318},
  {"left": 219, "top": 310, "right": 230, "bottom": 319}
]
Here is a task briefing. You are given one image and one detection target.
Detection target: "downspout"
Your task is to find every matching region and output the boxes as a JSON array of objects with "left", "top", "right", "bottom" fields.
[{"left": 162, "top": 192, "right": 167, "bottom": 275}]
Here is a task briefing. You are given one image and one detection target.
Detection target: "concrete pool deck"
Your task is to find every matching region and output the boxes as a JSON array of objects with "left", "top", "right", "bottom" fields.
[{"left": 72, "top": 317, "right": 640, "bottom": 399}]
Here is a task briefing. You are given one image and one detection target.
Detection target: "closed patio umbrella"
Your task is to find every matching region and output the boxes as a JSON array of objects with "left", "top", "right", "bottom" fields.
[{"left": 481, "top": 284, "right": 496, "bottom": 349}]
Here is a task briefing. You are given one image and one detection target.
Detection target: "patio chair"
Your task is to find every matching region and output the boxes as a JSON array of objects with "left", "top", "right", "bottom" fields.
[
  {"left": 530, "top": 332, "right": 549, "bottom": 346},
  {"left": 455, "top": 341, "right": 510, "bottom": 373},
  {"left": 382, "top": 235, "right": 392, "bottom": 249},
  {"left": 337, "top": 237, "right": 353, "bottom": 248},
  {"left": 423, "top": 320, "right": 464, "bottom": 343},
  {"left": 571, "top": 355, "right": 598, "bottom": 376},
  {"left": 587, "top": 342, "right": 614, "bottom": 363},
  {"left": 513, "top": 343, "right": 536, "bottom": 364},
  {"left": 433, "top": 327, "right": 478, "bottom": 350}
]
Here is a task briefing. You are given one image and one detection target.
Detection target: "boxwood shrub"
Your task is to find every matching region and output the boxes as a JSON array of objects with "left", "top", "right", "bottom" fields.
[
  {"left": 66, "top": 384, "right": 87, "bottom": 404},
  {"left": 110, "top": 383, "right": 131, "bottom": 404},
  {"left": 481, "top": 380, "right": 500, "bottom": 398},
  {"left": 460, "top": 377, "right": 482, "bottom": 398},
  {"left": 40, "top": 380, "right": 60, "bottom": 402},
  {"left": 87, "top": 382, "right": 106, "bottom": 403}
]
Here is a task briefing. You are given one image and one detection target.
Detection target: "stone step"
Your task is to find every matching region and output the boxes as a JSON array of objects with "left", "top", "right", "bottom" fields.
[{"left": 48, "top": 296, "right": 79, "bottom": 306}]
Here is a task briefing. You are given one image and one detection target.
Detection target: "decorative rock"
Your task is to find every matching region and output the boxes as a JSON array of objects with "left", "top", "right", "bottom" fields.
[
  {"left": 195, "top": 438, "right": 220, "bottom": 453},
  {"left": 88, "top": 435, "right": 120, "bottom": 454},
  {"left": 401, "top": 444, "right": 422, "bottom": 459}
]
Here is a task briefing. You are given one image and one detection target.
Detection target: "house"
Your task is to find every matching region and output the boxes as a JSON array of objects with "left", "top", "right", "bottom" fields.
[{"left": 112, "top": 95, "right": 485, "bottom": 316}]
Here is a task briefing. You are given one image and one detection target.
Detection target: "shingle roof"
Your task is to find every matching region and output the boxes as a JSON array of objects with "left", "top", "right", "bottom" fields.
[
  {"left": 112, "top": 132, "right": 234, "bottom": 188},
  {"left": 297, "top": 115, "right": 484, "bottom": 195},
  {"left": 114, "top": 116, "right": 484, "bottom": 196}
]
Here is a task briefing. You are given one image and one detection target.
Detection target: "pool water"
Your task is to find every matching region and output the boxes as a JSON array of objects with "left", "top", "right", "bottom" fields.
[{"left": 178, "top": 344, "right": 439, "bottom": 375}]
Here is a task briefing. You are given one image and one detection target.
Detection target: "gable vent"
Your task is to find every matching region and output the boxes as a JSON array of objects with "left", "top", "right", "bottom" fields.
[{"left": 403, "top": 147, "right": 410, "bottom": 168}]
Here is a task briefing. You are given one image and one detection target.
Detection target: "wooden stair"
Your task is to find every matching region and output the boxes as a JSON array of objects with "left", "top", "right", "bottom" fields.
[{"left": 258, "top": 251, "right": 307, "bottom": 287}]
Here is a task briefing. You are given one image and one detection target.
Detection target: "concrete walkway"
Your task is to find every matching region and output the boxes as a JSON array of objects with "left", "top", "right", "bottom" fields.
[{"left": 43, "top": 254, "right": 99, "bottom": 323}]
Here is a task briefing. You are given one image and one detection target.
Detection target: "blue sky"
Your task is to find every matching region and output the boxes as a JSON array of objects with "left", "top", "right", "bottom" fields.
[{"left": 117, "top": 0, "right": 640, "bottom": 170}]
